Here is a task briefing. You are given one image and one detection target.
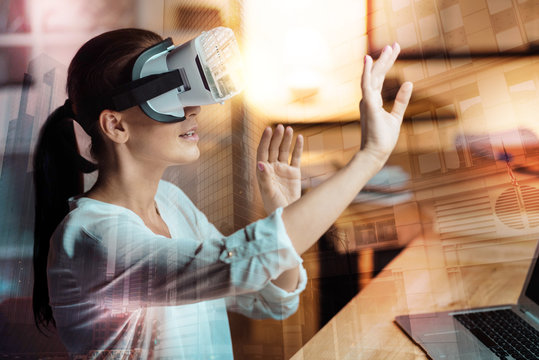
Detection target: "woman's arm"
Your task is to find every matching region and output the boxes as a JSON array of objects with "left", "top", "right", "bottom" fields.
[
  {"left": 282, "top": 151, "right": 386, "bottom": 254},
  {"left": 48, "top": 206, "right": 302, "bottom": 309},
  {"left": 255, "top": 44, "right": 411, "bottom": 292},
  {"left": 282, "top": 43, "right": 413, "bottom": 255}
]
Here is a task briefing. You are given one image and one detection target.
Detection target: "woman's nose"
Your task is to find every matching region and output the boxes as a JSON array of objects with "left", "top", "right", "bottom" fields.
[{"left": 184, "top": 106, "right": 201, "bottom": 117}]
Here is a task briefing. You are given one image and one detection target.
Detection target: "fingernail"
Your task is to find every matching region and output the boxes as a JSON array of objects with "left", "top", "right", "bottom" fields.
[
  {"left": 257, "top": 162, "right": 264, "bottom": 172},
  {"left": 383, "top": 45, "right": 391, "bottom": 52}
]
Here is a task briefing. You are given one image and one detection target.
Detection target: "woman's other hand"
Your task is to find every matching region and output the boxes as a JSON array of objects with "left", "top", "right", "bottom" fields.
[
  {"left": 359, "top": 43, "right": 413, "bottom": 163},
  {"left": 256, "top": 124, "right": 304, "bottom": 214}
]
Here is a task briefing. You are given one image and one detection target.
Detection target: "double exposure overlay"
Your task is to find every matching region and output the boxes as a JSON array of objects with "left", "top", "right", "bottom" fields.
[{"left": 0, "top": 0, "right": 538, "bottom": 359}]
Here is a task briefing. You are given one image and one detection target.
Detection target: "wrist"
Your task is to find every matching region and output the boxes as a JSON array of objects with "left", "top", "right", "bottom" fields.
[
  {"left": 358, "top": 146, "right": 391, "bottom": 166},
  {"left": 263, "top": 204, "right": 278, "bottom": 215},
  {"left": 349, "top": 148, "right": 387, "bottom": 174},
  {"left": 262, "top": 200, "right": 284, "bottom": 216}
]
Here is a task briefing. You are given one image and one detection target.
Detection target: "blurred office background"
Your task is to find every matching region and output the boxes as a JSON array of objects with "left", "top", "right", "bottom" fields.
[{"left": 0, "top": 0, "right": 538, "bottom": 358}]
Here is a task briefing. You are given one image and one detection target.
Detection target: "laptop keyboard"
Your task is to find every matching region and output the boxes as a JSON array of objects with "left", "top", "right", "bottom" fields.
[{"left": 453, "top": 309, "right": 539, "bottom": 360}]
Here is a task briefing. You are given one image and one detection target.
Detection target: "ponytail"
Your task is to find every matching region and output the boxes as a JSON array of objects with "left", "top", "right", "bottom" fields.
[
  {"left": 32, "top": 28, "right": 163, "bottom": 334},
  {"left": 32, "top": 100, "right": 96, "bottom": 333}
]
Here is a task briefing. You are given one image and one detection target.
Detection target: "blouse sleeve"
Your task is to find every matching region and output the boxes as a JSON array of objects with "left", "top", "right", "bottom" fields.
[
  {"left": 225, "top": 265, "right": 307, "bottom": 320},
  {"left": 192, "top": 205, "right": 308, "bottom": 320},
  {"left": 49, "top": 205, "right": 304, "bottom": 309}
]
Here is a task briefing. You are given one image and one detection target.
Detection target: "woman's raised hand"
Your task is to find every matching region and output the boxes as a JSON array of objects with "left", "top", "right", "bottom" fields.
[
  {"left": 268, "top": 44, "right": 412, "bottom": 255},
  {"left": 359, "top": 43, "right": 413, "bottom": 163},
  {"left": 256, "top": 124, "right": 304, "bottom": 215}
]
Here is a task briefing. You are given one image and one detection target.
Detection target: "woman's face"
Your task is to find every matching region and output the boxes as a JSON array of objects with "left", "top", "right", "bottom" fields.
[{"left": 121, "top": 105, "right": 202, "bottom": 167}]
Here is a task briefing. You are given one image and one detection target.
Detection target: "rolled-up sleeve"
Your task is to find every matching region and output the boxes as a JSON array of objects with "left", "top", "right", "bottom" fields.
[
  {"left": 191, "top": 204, "right": 308, "bottom": 319},
  {"left": 226, "top": 265, "right": 307, "bottom": 320},
  {"left": 216, "top": 208, "right": 304, "bottom": 290}
]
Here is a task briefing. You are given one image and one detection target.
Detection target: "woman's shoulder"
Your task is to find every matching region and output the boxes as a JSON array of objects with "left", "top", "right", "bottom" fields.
[
  {"left": 59, "top": 196, "right": 146, "bottom": 242},
  {"left": 157, "top": 179, "right": 196, "bottom": 208},
  {"left": 157, "top": 179, "right": 184, "bottom": 195},
  {"left": 156, "top": 179, "right": 210, "bottom": 229},
  {"left": 68, "top": 196, "right": 136, "bottom": 220},
  {"left": 157, "top": 179, "right": 180, "bottom": 195}
]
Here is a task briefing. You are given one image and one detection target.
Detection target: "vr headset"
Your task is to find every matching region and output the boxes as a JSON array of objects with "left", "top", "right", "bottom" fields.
[{"left": 102, "top": 27, "right": 244, "bottom": 122}]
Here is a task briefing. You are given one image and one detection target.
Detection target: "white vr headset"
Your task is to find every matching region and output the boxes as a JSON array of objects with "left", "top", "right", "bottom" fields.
[{"left": 101, "top": 27, "right": 244, "bottom": 122}]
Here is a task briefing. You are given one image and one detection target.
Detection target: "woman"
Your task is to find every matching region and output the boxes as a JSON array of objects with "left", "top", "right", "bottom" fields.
[{"left": 33, "top": 28, "right": 412, "bottom": 359}]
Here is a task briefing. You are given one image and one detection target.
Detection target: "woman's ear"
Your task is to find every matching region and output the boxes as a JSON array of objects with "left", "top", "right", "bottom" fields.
[{"left": 98, "top": 109, "right": 128, "bottom": 144}]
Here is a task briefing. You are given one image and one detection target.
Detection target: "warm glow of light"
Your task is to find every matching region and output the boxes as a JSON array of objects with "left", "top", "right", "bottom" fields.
[
  {"left": 283, "top": 27, "right": 330, "bottom": 93},
  {"left": 242, "top": 0, "right": 368, "bottom": 122}
]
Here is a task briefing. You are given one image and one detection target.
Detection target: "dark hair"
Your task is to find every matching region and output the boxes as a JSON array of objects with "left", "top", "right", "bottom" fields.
[{"left": 32, "top": 28, "right": 163, "bottom": 333}]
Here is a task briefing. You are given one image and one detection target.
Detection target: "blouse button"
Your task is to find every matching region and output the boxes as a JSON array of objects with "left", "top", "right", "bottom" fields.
[{"left": 227, "top": 251, "right": 234, "bottom": 258}]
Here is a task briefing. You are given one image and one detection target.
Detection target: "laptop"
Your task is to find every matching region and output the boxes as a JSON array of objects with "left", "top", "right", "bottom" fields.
[{"left": 395, "top": 242, "right": 539, "bottom": 360}]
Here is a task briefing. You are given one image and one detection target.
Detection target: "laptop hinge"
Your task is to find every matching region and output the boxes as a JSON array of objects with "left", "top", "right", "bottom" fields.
[{"left": 520, "top": 306, "right": 539, "bottom": 325}]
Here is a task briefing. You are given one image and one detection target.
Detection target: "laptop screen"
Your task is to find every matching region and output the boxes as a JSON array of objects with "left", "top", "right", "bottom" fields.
[{"left": 525, "top": 255, "right": 539, "bottom": 305}]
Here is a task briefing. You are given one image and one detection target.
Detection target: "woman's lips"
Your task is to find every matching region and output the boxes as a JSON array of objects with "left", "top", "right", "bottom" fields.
[
  {"left": 179, "top": 131, "right": 199, "bottom": 141},
  {"left": 179, "top": 125, "right": 198, "bottom": 141}
]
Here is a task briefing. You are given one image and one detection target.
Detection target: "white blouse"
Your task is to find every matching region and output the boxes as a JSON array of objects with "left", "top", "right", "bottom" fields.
[{"left": 47, "top": 180, "right": 307, "bottom": 359}]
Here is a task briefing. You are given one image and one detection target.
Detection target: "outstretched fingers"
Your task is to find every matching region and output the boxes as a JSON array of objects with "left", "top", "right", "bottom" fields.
[
  {"left": 268, "top": 124, "right": 285, "bottom": 162},
  {"left": 370, "top": 45, "right": 392, "bottom": 78},
  {"left": 372, "top": 43, "right": 400, "bottom": 78},
  {"left": 278, "top": 126, "right": 293, "bottom": 162},
  {"left": 257, "top": 127, "right": 272, "bottom": 163},
  {"left": 290, "top": 134, "right": 303, "bottom": 167},
  {"left": 361, "top": 54, "right": 373, "bottom": 92},
  {"left": 368, "top": 43, "right": 401, "bottom": 91},
  {"left": 391, "top": 81, "right": 413, "bottom": 120}
]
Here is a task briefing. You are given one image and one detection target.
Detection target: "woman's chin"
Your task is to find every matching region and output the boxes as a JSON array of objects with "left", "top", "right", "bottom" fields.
[{"left": 172, "top": 148, "right": 200, "bottom": 165}]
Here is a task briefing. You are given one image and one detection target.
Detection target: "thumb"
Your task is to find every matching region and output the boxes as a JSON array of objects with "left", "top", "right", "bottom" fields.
[{"left": 390, "top": 81, "right": 413, "bottom": 120}]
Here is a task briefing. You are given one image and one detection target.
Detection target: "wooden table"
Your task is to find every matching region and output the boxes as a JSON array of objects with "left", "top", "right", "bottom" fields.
[{"left": 291, "top": 236, "right": 538, "bottom": 360}]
